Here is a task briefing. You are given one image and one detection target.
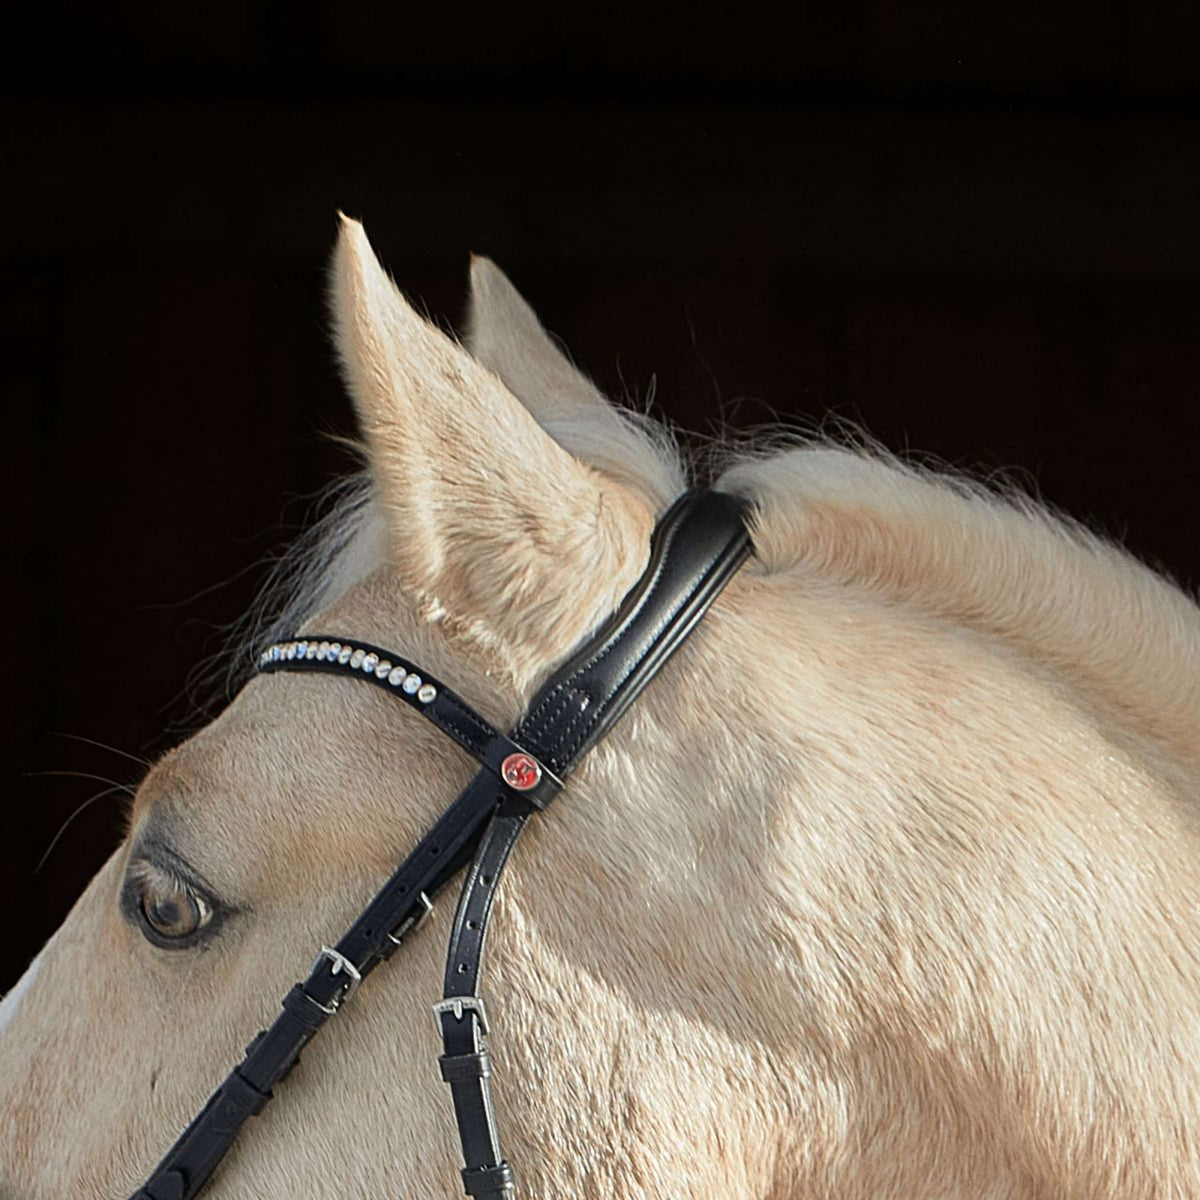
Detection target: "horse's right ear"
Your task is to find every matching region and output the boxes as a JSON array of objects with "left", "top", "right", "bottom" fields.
[{"left": 328, "top": 216, "right": 654, "bottom": 680}]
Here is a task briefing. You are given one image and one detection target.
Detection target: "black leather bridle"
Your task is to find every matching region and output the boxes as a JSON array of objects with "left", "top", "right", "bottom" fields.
[{"left": 130, "top": 489, "right": 753, "bottom": 1200}]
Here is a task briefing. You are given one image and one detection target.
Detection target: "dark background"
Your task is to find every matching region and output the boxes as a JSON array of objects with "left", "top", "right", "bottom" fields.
[{"left": 4, "top": 3, "right": 1200, "bottom": 992}]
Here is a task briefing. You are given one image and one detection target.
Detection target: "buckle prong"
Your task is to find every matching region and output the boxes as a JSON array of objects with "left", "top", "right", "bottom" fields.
[
  {"left": 308, "top": 946, "right": 362, "bottom": 1015},
  {"left": 386, "top": 891, "right": 434, "bottom": 946},
  {"left": 432, "top": 995, "right": 490, "bottom": 1037}
]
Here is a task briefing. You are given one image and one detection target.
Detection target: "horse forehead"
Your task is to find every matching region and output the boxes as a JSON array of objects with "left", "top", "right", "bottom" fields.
[
  {"left": 122, "top": 686, "right": 324, "bottom": 838},
  {"left": 165, "top": 662, "right": 380, "bottom": 763},
  {"left": 126, "top": 669, "right": 466, "bottom": 885}
]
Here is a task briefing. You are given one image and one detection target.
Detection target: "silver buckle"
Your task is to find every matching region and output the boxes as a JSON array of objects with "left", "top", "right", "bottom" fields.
[
  {"left": 432, "top": 995, "right": 490, "bottom": 1037},
  {"left": 386, "top": 891, "right": 434, "bottom": 946},
  {"left": 309, "top": 946, "right": 362, "bottom": 1015}
]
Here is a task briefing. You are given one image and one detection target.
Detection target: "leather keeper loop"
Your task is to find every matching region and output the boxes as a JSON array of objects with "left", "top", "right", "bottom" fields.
[
  {"left": 137, "top": 1169, "right": 186, "bottom": 1200},
  {"left": 282, "top": 982, "right": 333, "bottom": 1030},
  {"left": 439, "top": 1049, "right": 491, "bottom": 1083},
  {"left": 224, "top": 1070, "right": 271, "bottom": 1118},
  {"left": 461, "top": 1161, "right": 515, "bottom": 1197}
]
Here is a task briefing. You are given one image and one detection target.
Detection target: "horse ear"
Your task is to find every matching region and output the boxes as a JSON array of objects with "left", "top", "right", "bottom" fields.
[
  {"left": 466, "top": 256, "right": 682, "bottom": 509},
  {"left": 329, "top": 216, "right": 653, "bottom": 673}
]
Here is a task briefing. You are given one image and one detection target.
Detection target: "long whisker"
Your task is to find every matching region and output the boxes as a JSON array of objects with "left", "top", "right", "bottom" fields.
[
  {"left": 34, "top": 785, "right": 130, "bottom": 873},
  {"left": 24, "top": 770, "right": 138, "bottom": 793},
  {"left": 46, "top": 731, "right": 153, "bottom": 770}
]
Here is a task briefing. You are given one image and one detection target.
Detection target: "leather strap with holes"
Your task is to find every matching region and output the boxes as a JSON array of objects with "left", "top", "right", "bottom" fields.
[
  {"left": 129, "top": 489, "right": 751, "bottom": 1200},
  {"left": 435, "top": 489, "right": 752, "bottom": 1199}
]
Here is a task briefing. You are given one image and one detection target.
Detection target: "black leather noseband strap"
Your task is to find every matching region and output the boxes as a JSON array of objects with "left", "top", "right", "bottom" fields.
[{"left": 129, "top": 489, "right": 751, "bottom": 1200}]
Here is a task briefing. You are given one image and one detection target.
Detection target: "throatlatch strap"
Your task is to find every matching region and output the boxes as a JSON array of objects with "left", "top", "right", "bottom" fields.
[{"left": 129, "top": 489, "right": 751, "bottom": 1200}]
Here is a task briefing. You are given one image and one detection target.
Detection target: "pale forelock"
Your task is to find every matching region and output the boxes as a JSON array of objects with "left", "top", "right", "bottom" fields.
[{"left": 223, "top": 469, "right": 386, "bottom": 695}]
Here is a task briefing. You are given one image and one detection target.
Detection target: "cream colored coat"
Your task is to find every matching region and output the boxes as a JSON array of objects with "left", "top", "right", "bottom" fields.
[{"left": 2, "top": 218, "right": 1198, "bottom": 1198}]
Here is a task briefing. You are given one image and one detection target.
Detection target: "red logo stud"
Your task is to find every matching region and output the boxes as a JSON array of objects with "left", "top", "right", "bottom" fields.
[{"left": 501, "top": 752, "right": 542, "bottom": 792}]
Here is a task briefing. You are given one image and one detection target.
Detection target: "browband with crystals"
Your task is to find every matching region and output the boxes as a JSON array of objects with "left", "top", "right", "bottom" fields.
[
  {"left": 259, "top": 637, "right": 563, "bottom": 807},
  {"left": 130, "top": 489, "right": 753, "bottom": 1200}
]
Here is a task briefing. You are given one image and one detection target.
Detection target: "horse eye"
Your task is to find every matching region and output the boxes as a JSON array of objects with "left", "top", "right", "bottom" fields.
[{"left": 134, "top": 866, "right": 213, "bottom": 944}]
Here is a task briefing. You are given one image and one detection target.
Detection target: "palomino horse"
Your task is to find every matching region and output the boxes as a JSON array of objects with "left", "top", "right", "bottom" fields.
[{"left": 2, "top": 217, "right": 1198, "bottom": 1199}]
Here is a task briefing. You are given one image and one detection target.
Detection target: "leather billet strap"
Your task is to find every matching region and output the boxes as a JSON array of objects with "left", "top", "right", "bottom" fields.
[{"left": 129, "top": 489, "right": 752, "bottom": 1200}]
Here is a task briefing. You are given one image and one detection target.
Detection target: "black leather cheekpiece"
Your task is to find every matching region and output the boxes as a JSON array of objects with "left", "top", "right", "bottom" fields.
[{"left": 129, "top": 489, "right": 752, "bottom": 1200}]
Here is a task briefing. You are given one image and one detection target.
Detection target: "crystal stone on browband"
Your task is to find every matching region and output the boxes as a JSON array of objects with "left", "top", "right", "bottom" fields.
[{"left": 259, "top": 640, "right": 439, "bottom": 704}]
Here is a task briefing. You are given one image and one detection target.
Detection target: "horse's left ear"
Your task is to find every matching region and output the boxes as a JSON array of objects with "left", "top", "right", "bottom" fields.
[
  {"left": 466, "top": 255, "right": 681, "bottom": 510},
  {"left": 330, "top": 215, "right": 654, "bottom": 675}
]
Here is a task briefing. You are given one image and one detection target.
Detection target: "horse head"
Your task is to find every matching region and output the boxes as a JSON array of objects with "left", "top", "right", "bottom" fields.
[{"left": 4, "top": 216, "right": 1198, "bottom": 1199}]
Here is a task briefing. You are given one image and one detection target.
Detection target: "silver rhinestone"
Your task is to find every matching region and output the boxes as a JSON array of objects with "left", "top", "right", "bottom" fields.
[
  {"left": 338, "top": 645, "right": 353, "bottom": 664},
  {"left": 350, "top": 648, "right": 366, "bottom": 668},
  {"left": 306, "top": 643, "right": 319, "bottom": 659},
  {"left": 387, "top": 667, "right": 406, "bottom": 686},
  {"left": 296, "top": 640, "right": 308, "bottom": 657},
  {"left": 318, "top": 641, "right": 331, "bottom": 660},
  {"left": 272, "top": 645, "right": 282, "bottom": 661},
  {"left": 286, "top": 644, "right": 296, "bottom": 660},
  {"left": 402, "top": 674, "right": 421, "bottom": 695},
  {"left": 375, "top": 659, "right": 392, "bottom": 679},
  {"left": 362, "top": 652, "right": 379, "bottom": 673},
  {"left": 417, "top": 683, "right": 437, "bottom": 703},
  {"left": 329, "top": 642, "right": 342, "bottom": 660}
]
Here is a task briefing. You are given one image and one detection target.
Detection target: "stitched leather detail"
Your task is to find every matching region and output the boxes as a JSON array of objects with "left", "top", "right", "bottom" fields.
[{"left": 516, "top": 490, "right": 752, "bottom": 771}]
